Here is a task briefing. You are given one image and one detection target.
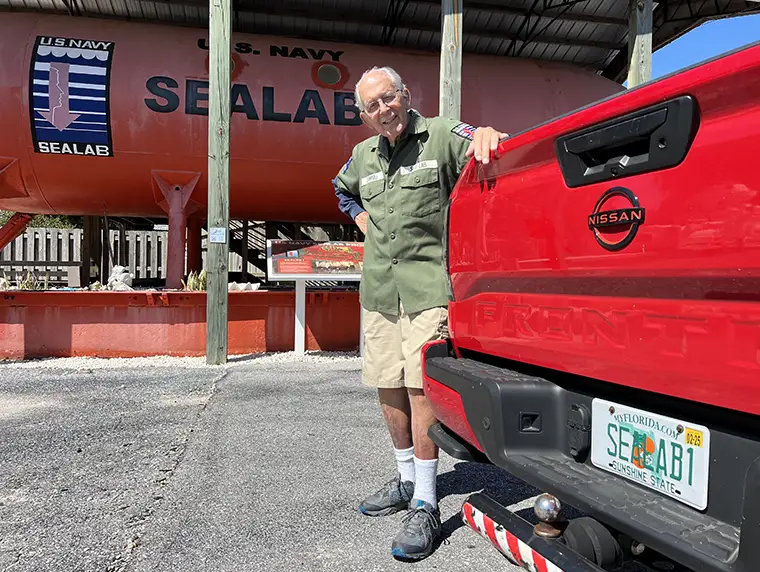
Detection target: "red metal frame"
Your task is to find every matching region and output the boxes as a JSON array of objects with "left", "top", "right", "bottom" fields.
[{"left": 0, "top": 290, "right": 359, "bottom": 359}]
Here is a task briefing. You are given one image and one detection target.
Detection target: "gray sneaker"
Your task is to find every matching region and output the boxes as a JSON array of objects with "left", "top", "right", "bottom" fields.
[
  {"left": 391, "top": 499, "right": 442, "bottom": 561},
  {"left": 359, "top": 474, "right": 414, "bottom": 517}
]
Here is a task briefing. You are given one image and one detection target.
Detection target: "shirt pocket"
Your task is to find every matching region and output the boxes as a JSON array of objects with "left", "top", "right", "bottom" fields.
[
  {"left": 399, "top": 167, "right": 441, "bottom": 218},
  {"left": 360, "top": 175, "right": 387, "bottom": 222}
]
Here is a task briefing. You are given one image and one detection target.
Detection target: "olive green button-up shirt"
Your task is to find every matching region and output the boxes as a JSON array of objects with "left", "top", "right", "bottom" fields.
[{"left": 333, "top": 109, "right": 474, "bottom": 315}]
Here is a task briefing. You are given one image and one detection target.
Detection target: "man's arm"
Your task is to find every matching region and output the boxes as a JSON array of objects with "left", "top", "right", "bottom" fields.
[
  {"left": 334, "top": 178, "right": 365, "bottom": 220},
  {"left": 333, "top": 155, "right": 369, "bottom": 234},
  {"left": 445, "top": 120, "right": 508, "bottom": 169}
]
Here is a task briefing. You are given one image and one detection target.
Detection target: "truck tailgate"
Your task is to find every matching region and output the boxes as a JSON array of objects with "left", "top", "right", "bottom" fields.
[{"left": 447, "top": 40, "right": 760, "bottom": 417}]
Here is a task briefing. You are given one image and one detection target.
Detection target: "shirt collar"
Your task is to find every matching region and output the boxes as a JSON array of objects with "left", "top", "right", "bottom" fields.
[{"left": 370, "top": 109, "right": 429, "bottom": 155}]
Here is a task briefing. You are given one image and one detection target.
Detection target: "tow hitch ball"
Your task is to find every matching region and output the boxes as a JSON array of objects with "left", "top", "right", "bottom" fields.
[
  {"left": 534, "top": 493, "right": 623, "bottom": 570},
  {"left": 533, "top": 493, "right": 564, "bottom": 538}
]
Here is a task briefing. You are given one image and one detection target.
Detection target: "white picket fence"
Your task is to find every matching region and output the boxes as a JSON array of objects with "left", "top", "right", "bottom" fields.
[
  {"left": 1, "top": 228, "right": 83, "bottom": 283},
  {"left": 0, "top": 226, "right": 262, "bottom": 285}
]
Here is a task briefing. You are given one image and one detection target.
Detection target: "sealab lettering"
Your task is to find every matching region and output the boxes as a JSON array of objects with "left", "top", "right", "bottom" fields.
[
  {"left": 144, "top": 76, "right": 361, "bottom": 126},
  {"left": 606, "top": 423, "right": 695, "bottom": 486},
  {"left": 37, "top": 142, "right": 111, "bottom": 156}
]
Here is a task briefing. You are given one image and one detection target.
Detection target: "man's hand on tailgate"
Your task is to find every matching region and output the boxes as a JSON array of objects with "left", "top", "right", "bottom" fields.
[{"left": 466, "top": 127, "right": 509, "bottom": 165}]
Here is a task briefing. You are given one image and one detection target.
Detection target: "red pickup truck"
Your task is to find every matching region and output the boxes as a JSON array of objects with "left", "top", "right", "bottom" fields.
[{"left": 422, "top": 40, "right": 760, "bottom": 572}]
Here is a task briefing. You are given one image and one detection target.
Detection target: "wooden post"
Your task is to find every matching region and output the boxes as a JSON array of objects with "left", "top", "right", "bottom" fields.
[
  {"left": 439, "top": 0, "right": 463, "bottom": 119},
  {"left": 294, "top": 279, "right": 306, "bottom": 356},
  {"left": 186, "top": 219, "right": 203, "bottom": 274},
  {"left": 118, "top": 223, "right": 127, "bottom": 267},
  {"left": 101, "top": 215, "right": 110, "bottom": 283},
  {"left": 265, "top": 222, "right": 279, "bottom": 240},
  {"left": 627, "top": 0, "right": 653, "bottom": 88},
  {"left": 205, "top": 0, "right": 232, "bottom": 365},
  {"left": 80, "top": 216, "right": 100, "bottom": 286},
  {"left": 241, "top": 219, "right": 249, "bottom": 280},
  {"left": 80, "top": 217, "right": 91, "bottom": 286}
]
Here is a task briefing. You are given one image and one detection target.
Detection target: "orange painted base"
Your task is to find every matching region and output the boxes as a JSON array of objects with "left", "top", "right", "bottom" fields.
[{"left": 0, "top": 290, "right": 360, "bottom": 359}]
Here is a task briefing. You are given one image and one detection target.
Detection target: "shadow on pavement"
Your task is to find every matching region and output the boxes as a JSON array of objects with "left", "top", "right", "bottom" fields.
[{"left": 436, "top": 460, "right": 540, "bottom": 544}]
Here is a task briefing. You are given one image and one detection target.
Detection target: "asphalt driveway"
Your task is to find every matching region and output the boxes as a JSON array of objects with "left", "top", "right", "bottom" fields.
[
  {"left": 0, "top": 354, "right": 536, "bottom": 572},
  {"left": 0, "top": 353, "right": 661, "bottom": 572}
]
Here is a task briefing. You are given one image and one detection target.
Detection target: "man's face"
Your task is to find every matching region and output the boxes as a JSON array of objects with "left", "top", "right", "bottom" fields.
[{"left": 357, "top": 71, "right": 411, "bottom": 142}]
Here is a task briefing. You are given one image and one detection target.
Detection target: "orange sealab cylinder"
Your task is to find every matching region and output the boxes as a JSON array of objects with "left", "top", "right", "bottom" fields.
[{"left": 0, "top": 13, "right": 624, "bottom": 223}]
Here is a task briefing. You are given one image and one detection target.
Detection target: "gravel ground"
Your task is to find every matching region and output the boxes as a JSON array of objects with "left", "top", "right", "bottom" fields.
[
  {"left": 0, "top": 353, "right": 658, "bottom": 572},
  {"left": 0, "top": 361, "right": 224, "bottom": 571}
]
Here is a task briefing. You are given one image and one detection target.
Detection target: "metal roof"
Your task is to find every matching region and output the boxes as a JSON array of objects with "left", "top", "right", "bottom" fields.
[{"left": 3, "top": 0, "right": 759, "bottom": 81}]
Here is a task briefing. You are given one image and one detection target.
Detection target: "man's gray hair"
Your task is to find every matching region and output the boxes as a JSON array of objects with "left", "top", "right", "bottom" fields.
[{"left": 354, "top": 66, "right": 406, "bottom": 111}]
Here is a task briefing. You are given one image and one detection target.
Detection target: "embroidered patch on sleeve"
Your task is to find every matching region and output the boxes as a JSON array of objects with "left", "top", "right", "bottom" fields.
[{"left": 451, "top": 122, "right": 476, "bottom": 140}]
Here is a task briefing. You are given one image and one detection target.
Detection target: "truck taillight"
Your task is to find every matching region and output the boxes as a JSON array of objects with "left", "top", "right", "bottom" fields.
[{"left": 422, "top": 340, "right": 483, "bottom": 453}]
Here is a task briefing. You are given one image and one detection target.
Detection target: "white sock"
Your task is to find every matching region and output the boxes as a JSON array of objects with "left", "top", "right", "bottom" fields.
[
  {"left": 394, "top": 446, "right": 415, "bottom": 484},
  {"left": 412, "top": 456, "right": 439, "bottom": 509}
]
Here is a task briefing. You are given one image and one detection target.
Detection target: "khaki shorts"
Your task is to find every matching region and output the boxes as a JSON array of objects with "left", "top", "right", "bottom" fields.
[{"left": 361, "top": 303, "right": 448, "bottom": 390}]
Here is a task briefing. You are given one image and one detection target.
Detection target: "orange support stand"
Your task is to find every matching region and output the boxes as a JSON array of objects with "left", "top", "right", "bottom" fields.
[
  {"left": 151, "top": 171, "right": 202, "bottom": 289},
  {"left": 0, "top": 212, "right": 32, "bottom": 251}
]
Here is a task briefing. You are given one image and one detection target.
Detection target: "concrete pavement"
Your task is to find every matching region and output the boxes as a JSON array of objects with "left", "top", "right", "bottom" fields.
[{"left": 0, "top": 354, "right": 651, "bottom": 572}]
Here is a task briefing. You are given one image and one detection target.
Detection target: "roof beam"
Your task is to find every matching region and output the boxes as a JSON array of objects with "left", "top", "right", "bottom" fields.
[
  {"left": 411, "top": 0, "right": 628, "bottom": 26},
  {"left": 24, "top": 0, "right": 626, "bottom": 49},
  {"left": 151, "top": 0, "right": 626, "bottom": 27},
  {"left": 233, "top": 3, "right": 623, "bottom": 51},
  {"left": 1, "top": 0, "right": 624, "bottom": 61},
  {"left": 381, "top": 0, "right": 412, "bottom": 44},
  {"left": 68, "top": 0, "right": 628, "bottom": 31}
]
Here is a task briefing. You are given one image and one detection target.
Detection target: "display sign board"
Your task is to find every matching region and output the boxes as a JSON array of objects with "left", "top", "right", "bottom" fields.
[{"left": 266, "top": 239, "right": 363, "bottom": 281}]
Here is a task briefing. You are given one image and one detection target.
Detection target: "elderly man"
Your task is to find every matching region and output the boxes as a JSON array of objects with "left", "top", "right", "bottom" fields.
[{"left": 332, "top": 66, "right": 506, "bottom": 561}]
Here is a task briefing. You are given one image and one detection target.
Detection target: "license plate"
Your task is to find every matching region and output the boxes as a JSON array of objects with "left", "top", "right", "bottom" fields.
[{"left": 590, "top": 398, "right": 710, "bottom": 510}]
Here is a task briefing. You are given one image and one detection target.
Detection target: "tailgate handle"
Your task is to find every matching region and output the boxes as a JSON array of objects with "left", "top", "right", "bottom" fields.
[
  {"left": 555, "top": 95, "right": 699, "bottom": 188},
  {"left": 564, "top": 108, "right": 666, "bottom": 156}
]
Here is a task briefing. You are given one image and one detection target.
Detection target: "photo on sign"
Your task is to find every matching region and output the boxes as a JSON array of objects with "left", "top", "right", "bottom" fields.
[{"left": 266, "top": 239, "right": 364, "bottom": 281}]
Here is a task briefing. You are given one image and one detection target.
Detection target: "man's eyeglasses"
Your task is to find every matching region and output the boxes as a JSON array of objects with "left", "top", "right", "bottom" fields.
[{"left": 363, "top": 90, "right": 402, "bottom": 115}]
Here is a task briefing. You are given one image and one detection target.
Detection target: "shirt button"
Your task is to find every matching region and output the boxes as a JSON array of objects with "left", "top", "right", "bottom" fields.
[
  {"left": 389, "top": 207, "right": 394, "bottom": 214},
  {"left": 390, "top": 233, "right": 396, "bottom": 240},
  {"left": 392, "top": 258, "right": 398, "bottom": 264},
  {"left": 415, "top": 176, "right": 420, "bottom": 183},
  {"left": 389, "top": 182, "right": 394, "bottom": 189}
]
